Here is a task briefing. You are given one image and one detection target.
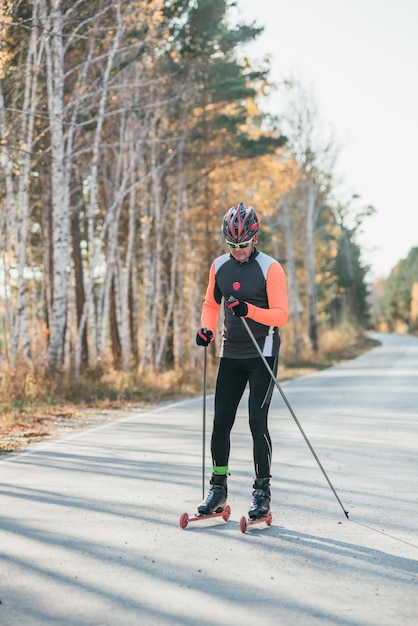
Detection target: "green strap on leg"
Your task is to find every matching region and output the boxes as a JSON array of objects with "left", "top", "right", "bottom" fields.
[{"left": 212, "top": 465, "right": 228, "bottom": 476}]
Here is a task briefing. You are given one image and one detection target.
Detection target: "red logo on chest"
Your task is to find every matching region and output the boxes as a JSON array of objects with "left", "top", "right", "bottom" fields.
[{"left": 232, "top": 281, "right": 241, "bottom": 291}]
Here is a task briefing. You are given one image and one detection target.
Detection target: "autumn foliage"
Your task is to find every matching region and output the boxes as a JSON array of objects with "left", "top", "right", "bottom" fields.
[{"left": 0, "top": 0, "right": 379, "bottom": 406}]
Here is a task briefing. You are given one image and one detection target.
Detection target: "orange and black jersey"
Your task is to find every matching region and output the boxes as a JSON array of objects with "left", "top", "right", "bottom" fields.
[{"left": 201, "top": 249, "right": 288, "bottom": 358}]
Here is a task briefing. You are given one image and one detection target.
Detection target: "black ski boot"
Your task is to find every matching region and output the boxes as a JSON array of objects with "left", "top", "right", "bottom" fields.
[
  {"left": 198, "top": 474, "right": 228, "bottom": 515},
  {"left": 248, "top": 478, "right": 271, "bottom": 520}
]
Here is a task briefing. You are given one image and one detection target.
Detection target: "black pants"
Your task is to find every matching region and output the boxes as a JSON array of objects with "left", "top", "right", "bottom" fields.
[{"left": 211, "top": 356, "right": 278, "bottom": 478}]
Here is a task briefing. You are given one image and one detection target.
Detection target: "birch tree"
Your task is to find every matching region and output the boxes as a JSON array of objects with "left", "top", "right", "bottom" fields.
[
  {"left": 38, "top": 0, "right": 72, "bottom": 370},
  {"left": 73, "top": 0, "right": 125, "bottom": 373},
  {"left": 0, "top": 0, "right": 45, "bottom": 365},
  {"left": 282, "top": 80, "right": 337, "bottom": 350}
]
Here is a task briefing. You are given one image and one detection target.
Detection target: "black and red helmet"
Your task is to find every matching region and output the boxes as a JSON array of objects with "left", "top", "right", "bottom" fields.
[{"left": 222, "top": 202, "right": 259, "bottom": 243}]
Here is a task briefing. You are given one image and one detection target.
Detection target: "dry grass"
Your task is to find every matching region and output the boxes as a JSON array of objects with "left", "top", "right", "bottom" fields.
[
  {"left": 0, "top": 325, "right": 380, "bottom": 455},
  {"left": 280, "top": 323, "right": 380, "bottom": 379}
]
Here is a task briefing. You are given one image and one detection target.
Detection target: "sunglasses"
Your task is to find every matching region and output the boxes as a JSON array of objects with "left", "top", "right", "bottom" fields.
[{"left": 225, "top": 238, "right": 253, "bottom": 249}]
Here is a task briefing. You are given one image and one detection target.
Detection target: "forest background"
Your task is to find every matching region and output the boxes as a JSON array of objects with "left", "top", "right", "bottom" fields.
[{"left": 1, "top": 0, "right": 417, "bottom": 447}]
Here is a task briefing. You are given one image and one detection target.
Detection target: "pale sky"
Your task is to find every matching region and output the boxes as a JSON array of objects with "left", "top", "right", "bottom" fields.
[{"left": 232, "top": 0, "right": 418, "bottom": 280}]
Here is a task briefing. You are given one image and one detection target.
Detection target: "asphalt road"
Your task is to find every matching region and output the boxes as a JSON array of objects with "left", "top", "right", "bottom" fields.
[{"left": 1, "top": 332, "right": 417, "bottom": 626}]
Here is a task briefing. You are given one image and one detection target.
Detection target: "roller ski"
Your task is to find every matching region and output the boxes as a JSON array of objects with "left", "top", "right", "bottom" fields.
[
  {"left": 240, "top": 478, "right": 273, "bottom": 534},
  {"left": 179, "top": 474, "right": 231, "bottom": 529},
  {"left": 179, "top": 505, "right": 231, "bottom": 529}
]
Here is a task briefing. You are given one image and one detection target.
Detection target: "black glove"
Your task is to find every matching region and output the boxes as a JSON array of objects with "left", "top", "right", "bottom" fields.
[
  {"left": 226, "top": 296, "right": 248, "bottom": 317},
  {"left": 196, "top": 328, "right": 213, "bottom": 347}
]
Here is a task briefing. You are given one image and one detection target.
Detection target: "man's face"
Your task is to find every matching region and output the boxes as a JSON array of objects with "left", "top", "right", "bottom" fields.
[{"left": 226, "top": 237, "right": 256, "bottom": 263}]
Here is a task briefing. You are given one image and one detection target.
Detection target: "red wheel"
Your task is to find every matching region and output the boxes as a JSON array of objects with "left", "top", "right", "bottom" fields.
[
  {"left": 223, "top": 505, "right": 232, "bottom": 521},
  {"left": 179, "top": 512, "right": 189, "bottom": 529},
  {"left": 266, "top": 514, "right": 272, "bottom": 526},
  {"left": 239, "top": 516, "right": 247, "bottom": 534}
]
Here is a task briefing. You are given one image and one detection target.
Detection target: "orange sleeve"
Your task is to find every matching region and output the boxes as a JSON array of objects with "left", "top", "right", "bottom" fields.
[
  {"left": 201, "top": 262, "right": 221, "bottom": 334},
  {"left": 246, "top": 262, "right": 288, "bottom": 327}
]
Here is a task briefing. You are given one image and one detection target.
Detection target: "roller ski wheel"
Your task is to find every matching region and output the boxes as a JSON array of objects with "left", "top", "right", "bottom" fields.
[
  {"left": 179, "top": 505, "right": 231, "bottom": 529},
  {"left": 239, "top": 512, "right": 272, "bottom": 534}
]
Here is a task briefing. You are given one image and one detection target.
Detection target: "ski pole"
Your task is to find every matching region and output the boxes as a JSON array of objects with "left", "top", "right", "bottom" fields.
[
  {"left": 202, "top": 346, "right": 207, "bottom": 501},
  {"left": 236, "top": 309, "right": 349, "bottom": 518}
]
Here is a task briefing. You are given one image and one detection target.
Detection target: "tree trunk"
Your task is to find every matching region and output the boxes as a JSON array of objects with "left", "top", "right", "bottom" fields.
[
  {"left": 70, "top": 194, "right": 89, "bottom": 370},
  {"left": 109, "top": 275, "right": 122, "bottom": 368},
  {"left": 42, "top": 0, "right": 71, "bottom": 371},
  {"left": 305, "top": 176, "right": 318, "bottom": 351}
]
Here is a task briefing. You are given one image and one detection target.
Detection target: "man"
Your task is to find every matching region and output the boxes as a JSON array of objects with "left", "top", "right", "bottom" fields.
[{"left": 196, "top": 201, "right": 288, "bottom": 520}]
